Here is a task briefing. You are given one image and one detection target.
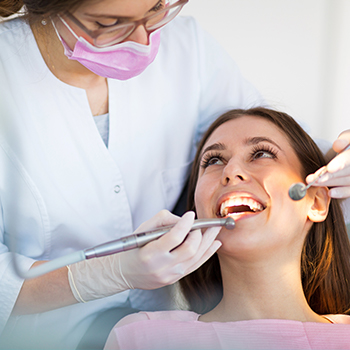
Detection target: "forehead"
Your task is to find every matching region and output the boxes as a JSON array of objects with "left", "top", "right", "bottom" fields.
[
  {"left": 204, "top": 116, "right": 289, "bottom": 148},
  {"left": 78, "top": 0, "right": 159, "bottom": 16}
]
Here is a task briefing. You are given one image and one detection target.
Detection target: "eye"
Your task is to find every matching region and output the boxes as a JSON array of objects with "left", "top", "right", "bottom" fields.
[
  {"left": 95, "top": 19, "right": 120, "bottom": 28},
  {"left": 200, "top": 153, "right": 225, "bottom": 169},
  {"left": 150, "top": 0, "right": 165, "bottom": 12},
  {"left": 250, "top": 145, "right": 278, "bottom": 160}
]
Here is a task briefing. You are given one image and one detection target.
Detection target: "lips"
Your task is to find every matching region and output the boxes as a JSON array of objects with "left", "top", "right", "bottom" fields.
[{"left": 218, "top": 196, "right": 265, "bottom": 218}]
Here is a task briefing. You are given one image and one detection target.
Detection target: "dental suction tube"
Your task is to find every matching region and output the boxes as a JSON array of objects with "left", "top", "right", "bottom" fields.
[{"left": 15, "top": 217, "right": 235, "bottom": 279}]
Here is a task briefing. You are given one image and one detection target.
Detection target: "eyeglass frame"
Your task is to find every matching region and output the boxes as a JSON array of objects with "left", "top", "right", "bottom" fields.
[{"left": 59, "top": 0, "right": 189, "bottom": 47}]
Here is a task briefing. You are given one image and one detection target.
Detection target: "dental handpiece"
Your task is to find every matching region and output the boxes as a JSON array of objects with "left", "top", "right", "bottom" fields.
[
  {"left": 84, "top": 217, "right": 235, "bottom": 259},
  {"left": 18, "top": 217, "right": 235, "bottom": 279},
  {"left": 289, "top": 144, "right": 350, "bottom": 201}
]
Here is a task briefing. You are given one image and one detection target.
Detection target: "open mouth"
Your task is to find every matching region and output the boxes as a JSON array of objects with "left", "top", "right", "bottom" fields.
[{"left": 218, "top": 197, "right": 265, "bottom": 218}]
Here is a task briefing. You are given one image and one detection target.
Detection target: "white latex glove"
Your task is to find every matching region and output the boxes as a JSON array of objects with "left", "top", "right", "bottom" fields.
[
  {"left": 306, "top": 130, "right": 350, "bottom": 198},
  {"left": 68, "top": 211, "right": 222, "bottom": 302}
]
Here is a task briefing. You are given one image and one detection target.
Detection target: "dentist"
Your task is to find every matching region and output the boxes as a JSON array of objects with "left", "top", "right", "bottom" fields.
[
  {"left": 0, "top": 1, "right": 349, "bottom": 349},
  {"left": 0, "top": 0, "right": 263, "bottom": 349}
]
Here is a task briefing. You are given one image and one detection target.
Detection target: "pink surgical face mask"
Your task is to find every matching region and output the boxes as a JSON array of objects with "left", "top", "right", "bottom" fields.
[{"left": 52, "top": 18, "right": 161, "bottom": 80}]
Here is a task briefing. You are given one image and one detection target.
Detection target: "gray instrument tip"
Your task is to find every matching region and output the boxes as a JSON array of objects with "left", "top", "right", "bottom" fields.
[
  {"left": 288, "top": 182, "right": 306, "bottom": 201},
  {"left": 224, "top": 217, "right": 235, "bottom": 229}
]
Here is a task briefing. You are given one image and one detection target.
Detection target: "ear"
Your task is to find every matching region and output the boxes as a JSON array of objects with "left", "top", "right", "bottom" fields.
[{"left": 307, "top": 187, "right": 330, "bottom": 222}]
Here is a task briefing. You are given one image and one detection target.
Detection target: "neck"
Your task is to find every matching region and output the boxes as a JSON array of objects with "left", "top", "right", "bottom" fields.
[
  {"left": 199, "top": 257, "right": 326, "bottom": 324},
  {"left": 31, "top": 21, "right": 106, "bottom": 88}
]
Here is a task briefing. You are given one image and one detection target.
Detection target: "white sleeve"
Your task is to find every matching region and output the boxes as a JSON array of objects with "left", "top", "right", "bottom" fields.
[
  {"left": 0, "top": 147, "right": 36, "bottom": 335},
  {"left": 0, "top": 232, "right": 35, "bottom": 335}
]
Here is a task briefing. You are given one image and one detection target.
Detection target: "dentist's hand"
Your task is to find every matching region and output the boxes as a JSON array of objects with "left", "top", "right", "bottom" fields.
[
  {"left": 306, "top": 129, "right": 350, "bottom": 198},
  {"left": 68, "top": 211, "right": 222, "bottom": 302},
  {"left": 122, "top": 210, "right": 222, "bottom": 290}
]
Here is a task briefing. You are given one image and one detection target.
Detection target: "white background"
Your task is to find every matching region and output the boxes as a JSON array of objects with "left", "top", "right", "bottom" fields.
[
  {"left": 181, "top": 0, "right": 350, "bottom": 143},
  {"left": 2, "top": 1, "right": 349, "bottom": 142}
]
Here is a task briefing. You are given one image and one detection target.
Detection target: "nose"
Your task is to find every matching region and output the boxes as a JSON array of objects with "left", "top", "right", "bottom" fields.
[
  {"left": 221, "top": 159, "right": 250, "bottom": 186},
  {"left": 126, "top": 24, "right": 149, "bottom": 45}
]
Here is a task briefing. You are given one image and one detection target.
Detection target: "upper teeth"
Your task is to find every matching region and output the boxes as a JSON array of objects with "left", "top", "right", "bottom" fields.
[{"left": 220, "top": 197, "right": 264, "bottom": 217}]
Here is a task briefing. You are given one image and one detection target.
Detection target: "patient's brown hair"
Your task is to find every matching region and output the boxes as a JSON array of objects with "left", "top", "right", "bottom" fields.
[{"left": 180, "top": 107, "right": 350, "bottom": 315}]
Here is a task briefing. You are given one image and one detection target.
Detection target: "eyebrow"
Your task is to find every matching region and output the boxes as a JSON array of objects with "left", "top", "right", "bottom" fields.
[
  {"left": 200, "top": 137, "right": 282, "bottom": 158},
  {"left": 200, "top": 142, "right": 226, "bottom": 157},
  {"left": 83, "top": 14, "right": 120, "bottom": 20},
  {"left": 83, "top": 0, "right": 162, "bottom": 20},
  {"left": 245, "top": 136, "right": 282, "bottom": 151}
]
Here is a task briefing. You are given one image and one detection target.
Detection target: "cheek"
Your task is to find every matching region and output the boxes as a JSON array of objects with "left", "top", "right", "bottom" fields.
[
  {"left": 194, "top": 176, "right": 216, "bottom": 217},
  {"left": 264, "top": 170, "right": 308, "bottom": 216},
  {"left": 194, "top": 182, "right": 207, "bottom": 218},
  {"left": 266, "top": 174, "right": 311, "bottom": 232},
  {"left": 264, "top": 167, "right": 302, "bottom": 201},
  {"left": 56, "top": 21, "right": 78, "bottom": 49},
  {"left": 69, "top": 25, "right": 94, "bottom": 44}
]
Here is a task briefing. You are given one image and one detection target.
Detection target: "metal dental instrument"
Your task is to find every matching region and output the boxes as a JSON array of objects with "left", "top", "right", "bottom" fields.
[
  {"left": 289, "top": 144, "right": 350, "bottom": 201},
  {"left": 16, "top": 217, "right": 235, "bottom": 279},
  {"left": 84, "top": 217, "right": 235, "bottom": 259}
]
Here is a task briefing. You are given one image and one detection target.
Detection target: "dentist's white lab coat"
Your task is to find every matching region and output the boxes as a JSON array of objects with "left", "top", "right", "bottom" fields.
[{"left": 0, "top": 16, "right": 263, "bottom": 349}]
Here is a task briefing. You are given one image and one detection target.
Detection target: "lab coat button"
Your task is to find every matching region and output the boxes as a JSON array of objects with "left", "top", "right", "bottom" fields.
[{"left": 114, "top": 185, "right": 121, "bottom": 193}]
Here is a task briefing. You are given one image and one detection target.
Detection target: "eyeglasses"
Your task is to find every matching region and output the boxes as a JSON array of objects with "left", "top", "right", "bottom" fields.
[{"left": 58, "top": 0, "right": 188, "bottom": 48}]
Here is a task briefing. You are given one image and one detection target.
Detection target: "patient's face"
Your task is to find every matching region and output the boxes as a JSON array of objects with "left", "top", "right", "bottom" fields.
[{"left": 195, "top": 116, "right": 315, "bottom": 260}]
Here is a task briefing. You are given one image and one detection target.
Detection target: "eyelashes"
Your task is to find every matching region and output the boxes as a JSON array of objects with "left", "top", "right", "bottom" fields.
[
  {"left": 96, "top": 20, "right": 119, "bottom": 28},
  {"left": 250, "top": 144, "right": 278, "bottom": 160},
  {"left": 200, "top": 152, "right": 225, "bottom": 169},
  {"left": 200, "top": 144, "right": 278, "bottom": 169}
]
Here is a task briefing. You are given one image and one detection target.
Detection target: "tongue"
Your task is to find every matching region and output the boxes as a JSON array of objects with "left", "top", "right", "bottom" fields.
[{"left": 228, "top": 205, "right": 253, "bottom": 213}]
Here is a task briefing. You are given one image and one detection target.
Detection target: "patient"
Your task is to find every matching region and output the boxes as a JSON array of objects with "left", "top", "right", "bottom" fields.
[{"left": 104, "top": 107, "right": 350, "bottom": 350}]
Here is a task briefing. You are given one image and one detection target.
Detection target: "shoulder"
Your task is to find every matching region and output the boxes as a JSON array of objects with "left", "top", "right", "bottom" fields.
[
  {"left": 163, "top": 15, "right": 199, "bottom": 35},
  {"left": 0, "top": 17, "right": 28, "bottom": 37},
  {"left": 0, "top": 17, "right": 33, "bottom": 61},
  {"left": 323, "top": 314, "right": 350, "bottom": 324},
  {"left": 166, "top": 15, "right": 222, "bottom": 42},
  {"left": 115, "top": 310, "right": 199, "bottom": 328},
  {"left": 160, "top": 15, "right": 222, "bottom": 54},
  {"left": 105, "top": 311, "right": 200, "bottom": 350},
  {"left": 113, "top": 312, "right": 149, "bottom": 328}
]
